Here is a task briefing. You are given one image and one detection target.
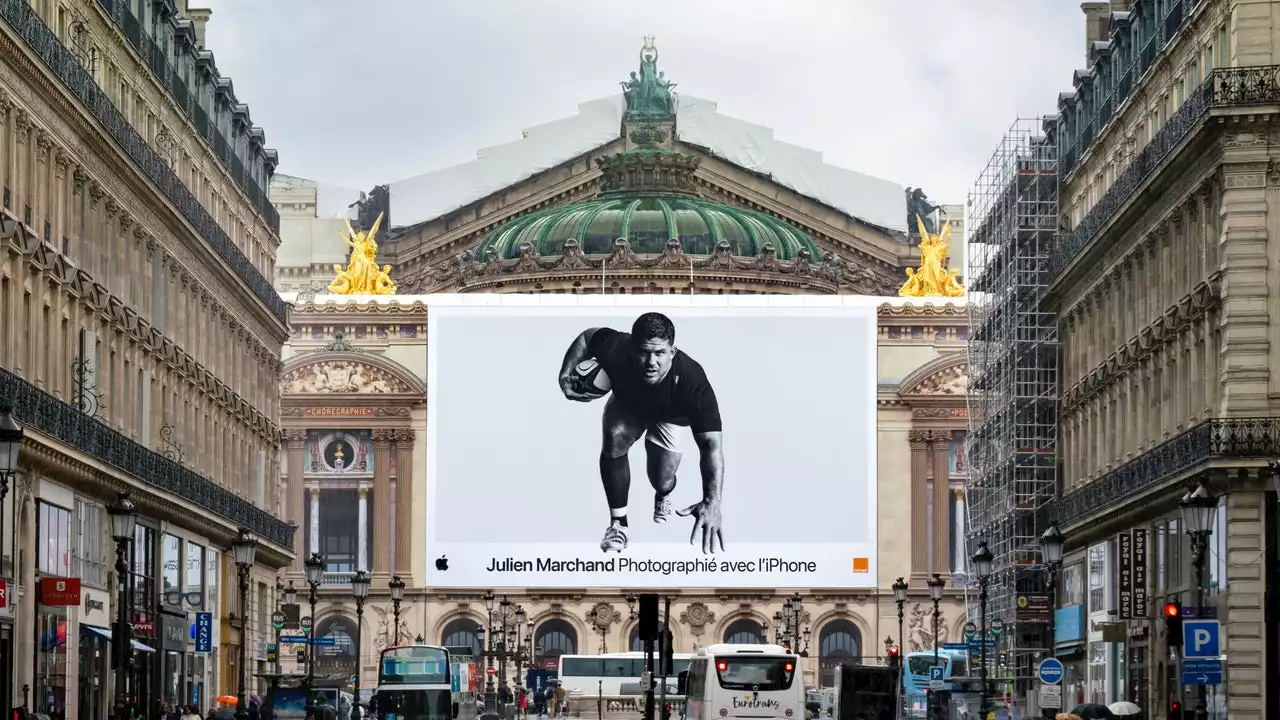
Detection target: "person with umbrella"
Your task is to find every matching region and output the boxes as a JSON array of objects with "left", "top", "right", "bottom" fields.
[{"left": 1069, "top": 703, "right": 1114, "bottom": 719}]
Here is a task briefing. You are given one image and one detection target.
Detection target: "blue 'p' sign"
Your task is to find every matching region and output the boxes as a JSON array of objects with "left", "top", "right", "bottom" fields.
[{"left": 1182, "top": 620, "right": 1221, "bottom": 659}]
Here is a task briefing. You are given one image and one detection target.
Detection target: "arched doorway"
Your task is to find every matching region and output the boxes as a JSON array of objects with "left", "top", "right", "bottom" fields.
[
  {"left": 313, "top": 615, "right": 359, "bottom": 679},
  {"left": 818, "top": 619, "right": 861, "bottom": 686},
  {"left": 440, "top": 618, "right": 482, "bottom": 656},
  {"left": 628, "top": 625, "right": 643, "bottom": 651},
  {"left": 722, "top": 619, "right": 765, "bottom": 644},
  {"left": 535, "top": 619, "right": 577, "bottom": 671}
]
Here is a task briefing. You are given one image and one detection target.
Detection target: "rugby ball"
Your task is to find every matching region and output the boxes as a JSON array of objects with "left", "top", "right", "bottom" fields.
[{"left": 570, "top": 359, "right": 612, "bottom": 399}]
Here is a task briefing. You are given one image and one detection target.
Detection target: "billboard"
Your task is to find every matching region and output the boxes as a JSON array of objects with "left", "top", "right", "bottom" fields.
[{"left": 425, "top": 297, "right": 879, "bottom": 588}]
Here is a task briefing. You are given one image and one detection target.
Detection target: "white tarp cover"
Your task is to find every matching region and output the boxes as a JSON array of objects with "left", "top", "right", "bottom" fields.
[{"left": 388, "top": 93, "right": 907, "bottom": 233}]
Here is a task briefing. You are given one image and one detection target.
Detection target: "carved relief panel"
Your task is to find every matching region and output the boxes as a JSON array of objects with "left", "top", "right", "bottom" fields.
[{"left": 306, "top": 430, "right": 372, "bottom": 474}]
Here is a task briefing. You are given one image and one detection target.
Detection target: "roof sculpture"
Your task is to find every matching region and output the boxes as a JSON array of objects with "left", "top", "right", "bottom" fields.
[
  {"left": 328, "top": 213, "right": 397, "bottom": 295},
  {"left": 899, "top": 216, "right": 964, "bottom": 297}
]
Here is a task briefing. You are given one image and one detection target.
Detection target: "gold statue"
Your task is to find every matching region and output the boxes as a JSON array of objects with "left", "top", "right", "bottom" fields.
[
  {"left": 899, "top": 216, "right": 965, "bottom": 298},
  {"left": 329, "top": 212, "right": 397, "bottom": 295}
]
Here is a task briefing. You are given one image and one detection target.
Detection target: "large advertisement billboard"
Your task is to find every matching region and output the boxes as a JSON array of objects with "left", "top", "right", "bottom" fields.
[{"left": 425, "top": 297, "right": 878, "bottom": 588}]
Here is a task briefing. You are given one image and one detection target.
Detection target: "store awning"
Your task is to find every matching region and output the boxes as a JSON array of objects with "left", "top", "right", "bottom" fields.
[{"left": 82, "top": 625, "right": 157, "bottom": 653}]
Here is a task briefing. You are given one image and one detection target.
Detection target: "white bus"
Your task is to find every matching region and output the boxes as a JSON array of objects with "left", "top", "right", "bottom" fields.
[
  {"left": 682, "top": 644, "right": 804, "bottom": 720},
  {"left": 557, "top": 651, "right": 693, "bottom": 696}
]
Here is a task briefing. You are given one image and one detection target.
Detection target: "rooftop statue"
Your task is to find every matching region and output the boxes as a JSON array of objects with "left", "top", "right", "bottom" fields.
[
  {"left": 329, "top": 212, "right": 398, "bottom": 295},
  {"left": 899, "top": 216, "right": 964, "bottom": 298},
  {"left": 905, "top": 187, "right": 940, "bottom": 236},
  {"left": 622, "top": 37, "right": 676, "bottom": 118}
]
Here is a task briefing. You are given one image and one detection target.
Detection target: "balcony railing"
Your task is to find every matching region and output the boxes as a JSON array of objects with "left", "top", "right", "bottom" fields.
[
  {"left": 1050, "top": 65, "right": 1280, "bottom": 283},
  {"left": 96, "top": 0, "right": 279, "bottom": 234},
  {"left": 1058, "top": 417, "right": 1280, "bottom": 525},
  {"left": 0, "top": 364, "right": 295, "bottom": 549},
  {"left": 0, "top": 0, "right": 287, "bottom": 324}
]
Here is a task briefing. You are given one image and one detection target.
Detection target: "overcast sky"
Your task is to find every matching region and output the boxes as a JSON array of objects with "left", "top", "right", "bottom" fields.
[{"left": 203, "top": 0, "right": 1085, "bottom": 206}]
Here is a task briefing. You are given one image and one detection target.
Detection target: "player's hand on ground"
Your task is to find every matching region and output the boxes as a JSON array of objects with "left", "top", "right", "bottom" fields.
[
  {"left": 677, "top": 500, "right": 725, "bottom": 554},
  {"left": 559, "top": 374, "right": 595, "bottom": 402}
]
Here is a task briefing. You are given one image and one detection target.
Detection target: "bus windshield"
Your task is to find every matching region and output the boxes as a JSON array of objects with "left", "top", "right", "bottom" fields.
[
  {"left": 381, "top": 646, "right": 451, "bottom": 686},
  {"left": 377, "top": 688, "right": 452, "bottom": 720},
  {"left": 714, "top": 657, "right": 796, "bottom": 691}
]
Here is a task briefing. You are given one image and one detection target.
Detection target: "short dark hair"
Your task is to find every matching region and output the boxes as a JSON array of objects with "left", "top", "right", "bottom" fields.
[{"left": 632, "top": 312, "right": 675, "bottom": 345}]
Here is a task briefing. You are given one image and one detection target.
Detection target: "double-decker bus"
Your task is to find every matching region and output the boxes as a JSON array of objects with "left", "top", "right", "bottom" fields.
[{"left": 375, "top": 644, "right": 457, "bottom": 720}]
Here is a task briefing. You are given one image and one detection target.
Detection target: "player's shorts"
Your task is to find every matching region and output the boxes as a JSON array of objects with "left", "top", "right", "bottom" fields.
[{"left": 604, "top": 395, "right": 682, "bottom": 453}]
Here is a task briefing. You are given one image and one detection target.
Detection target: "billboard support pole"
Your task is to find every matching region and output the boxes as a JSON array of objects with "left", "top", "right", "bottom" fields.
[
  {"left": 660, "top": 596, "right": 671, "bottom": 720},
  {"left": 644, "top": 617, "right": 656, "bottom": 720}
]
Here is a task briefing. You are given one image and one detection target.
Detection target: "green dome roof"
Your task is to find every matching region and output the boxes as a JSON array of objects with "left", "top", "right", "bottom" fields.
[{"left": 475, "top": 149, "right": 820, "bottom": 262}]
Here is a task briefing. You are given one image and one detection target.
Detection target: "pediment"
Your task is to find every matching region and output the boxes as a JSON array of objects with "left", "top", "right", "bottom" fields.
[
  {"left": 281, "top": 351, "right": 424, "bottom": 396},
  {"left": 899, "top": 353, "right": 969, "bottom": 397}
]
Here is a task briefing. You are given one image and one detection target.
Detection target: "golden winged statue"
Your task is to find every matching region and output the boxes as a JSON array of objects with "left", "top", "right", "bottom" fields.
[
  {"left": 328, "top": 212, "right": 397, "bottom": 295},
  {"left": 899, "top": 216, "right": 965, "bottom": 298}
]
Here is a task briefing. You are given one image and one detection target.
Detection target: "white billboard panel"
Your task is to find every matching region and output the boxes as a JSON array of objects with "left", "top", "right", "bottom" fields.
[{"left": 425, "top": 297, "right": 878, "bottom": 588}]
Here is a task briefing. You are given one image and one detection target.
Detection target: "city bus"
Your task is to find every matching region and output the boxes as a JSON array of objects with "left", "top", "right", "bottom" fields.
[
  {"left": 375, "top": 644, "right": 458, "bottom": 720},
  {"left": 901, "top": 649, "right": 968, "bottom": 718},
  {"left": 557, "top": 651, "right": 693, "bottom": 696},
  {"left": 682, "top": 644, "right": 804, "bottom": 720}
]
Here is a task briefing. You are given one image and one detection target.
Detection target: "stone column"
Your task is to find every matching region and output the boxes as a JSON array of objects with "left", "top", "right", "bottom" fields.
[
  {"left": 393, "top": 429, "right": 416, "bottom": 578},
  {"left": 357, "top": 488, "right": 369, "bottom": 572},
  {"left": 285, "top": 430, "right": 307, "bottom": 570},
  {"left": 372, "top": 430, "right": 394, "bottom": 576},
  {"left": 309, "top": 487, "right": 321, "bottom": 556},
  {"left": 908, "top": 431, "right": 930, "bottom": 580},
  {"left": 930, "top": 432, "right": 951, "bottom": 577}
]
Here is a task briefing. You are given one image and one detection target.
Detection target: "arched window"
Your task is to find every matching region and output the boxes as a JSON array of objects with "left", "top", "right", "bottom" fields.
[
  {"left": 818, "top": 619, "right": 862, "bottom": 687},
  {"left": 722, "top": 619, "right": 765, "bottom": 645},
  {"left": 312, "top": 615, "right": 359, "bottom": 676},
  {"left": 441, "top": 618, "right": 483, "bottom": 656},
  {"left": 628, "top": 625, "right": 643, "bottom": 652},
  {"left": 535, "top": 619, "right": 577, "bottom": 662}
]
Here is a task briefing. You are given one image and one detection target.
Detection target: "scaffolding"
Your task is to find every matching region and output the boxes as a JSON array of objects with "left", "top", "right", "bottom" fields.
[{"left": 964, "top": 118, "right": 1060, "bottom": 689}]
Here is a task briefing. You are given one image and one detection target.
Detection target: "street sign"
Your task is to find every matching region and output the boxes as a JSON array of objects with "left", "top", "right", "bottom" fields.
[
  {"left": 928, "top": 666, "right": 945, "bottom": 691},
  {"left": 1181, "top": 659, "right": 1223, "bottom": 686},
  {"left": 1182, "top": 619, "right": 1221, "bottom": 658},
  {"left": 963, "top": 621, "right": 977, "bottom": 638},
  {"left": 1036, "top": 658, "right": 1064, "bottom": 685},
  {"left": 194, "top": 612, "right": 213, "bottom": 653},
  {"left": 1039, "top": 685, "right": 1062, "bottom": 710},
  {"left": 989, "top": 619, "right": 1005, "bottom": 636},
  {"left": 280, "top": 635, "right": 309, "bottom": 644},
  {"left": 272, "top": 611, "right": 286, "bottom": 631},
  {"left": 486, "top": 667, "right": 497, "bottom": 676},
  {"left": 301, "top": 616, "right": 313, "bottom": 632},
  {"left": 965, "top": 639, "right": 996, "bottom": 650},
  {"left": 942, "top": 643, "right": 969, "bottom": 651}
]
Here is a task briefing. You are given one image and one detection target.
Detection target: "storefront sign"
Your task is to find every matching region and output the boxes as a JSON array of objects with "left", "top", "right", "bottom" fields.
[
  {"left": 305, "top": 407, "right": 374, "bottom": 416},
  {"left": 0, "top": 579, "right": 7, "bottom": 609},
  {"left": 1117, "top": 531, "right": 1133, "bottom": 619},
  {"left": 131, "top": 620, "right": 155, "bottom": 634},
  {"left": 1054, "top": 605, "right": 1084, "bottom": 645},
  {"left": 1132, "top": 529, "right": 1148, "bottom": 618},
  {"left": 161, "top": 614, "right": 187, "bottom": 651},
  {"left": 195, "top": 612, "right": 213, "bottom": 653},
  {"left": 1014, "top": 592, "right": 1052, "bottom": 622},
  {"left": 81, "top": 591, "right": 109, "bottom": 627},
  {"left": 39, "top": 577, "right": 82, "bottom": 606}
]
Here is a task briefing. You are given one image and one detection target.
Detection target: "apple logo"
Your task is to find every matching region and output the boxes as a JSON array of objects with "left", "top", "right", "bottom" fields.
[{"left": 435, "top": 555, "right": 449, "bottom": 571}]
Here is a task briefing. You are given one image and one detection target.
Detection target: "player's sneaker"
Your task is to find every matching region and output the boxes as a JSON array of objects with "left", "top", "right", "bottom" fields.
[
  {"left": 654, "top": 496, "right": 673, "bottom": 523},
  {"left": 600, "top": 524, "right": 628, "bottom": 553}
]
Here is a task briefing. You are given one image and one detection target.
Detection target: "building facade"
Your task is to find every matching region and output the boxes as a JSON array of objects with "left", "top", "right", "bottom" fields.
[
  {"left": 0, "top": 1, "right": 292, "bottom": 718},
  {"left": 967, "top": 1, "right": 1280, "bottom": 718},
  {"left": 270, "top": 39, "right": 976, "bottom": 700}
]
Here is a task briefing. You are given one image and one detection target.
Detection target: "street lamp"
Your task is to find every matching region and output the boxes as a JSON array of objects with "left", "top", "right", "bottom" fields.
[
  {"left": 927, "top": 573, "right": 946, "bottom": 720},
  {"left": 480, "top": 591, "right": 499, "bottom": 720},
  {"left": 107, "top": 491, "right": 137, "bottom": 720},
  {"left": 231, "top": 529, "right": 259, "bottom": 720},
  {"left": 891, "top": 577, "right": 908, "bottom": 660},
  {"left": 971, "top": 541, "right": 994, "bottom": 719},
  {"left": 514, "top": 605, "right": 529, "bottom": 687},
  {"left": 0, "top": 403, "right": 21, "bottom": 508},
  {"left": 1180, "top": 480, "right": 1218, "bottom": 720},
  {"left": 351, "top": 570, "right": 372, "bottom": 712},
  {"left": 303, "top": 553, "right": 326, "bottom": 718},
  {"left": 1040, "top": 523, "right": 1065, "bottom": 669},
  {"left": 389, "top": 575, "right": 406, "bottom": 645},
  {"left": 279, "top": 579, "right": 298, "bottom": 677}
]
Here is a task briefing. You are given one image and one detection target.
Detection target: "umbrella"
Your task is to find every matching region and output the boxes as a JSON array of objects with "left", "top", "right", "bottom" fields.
[
  {"left": 216, "top": 696, "right": 239, "bottom": 705},
  {"left": 1070, "top": 703, "right": 1114, "bottom": 719},
  {"left": 1107, "top": 702, "right": 1141, "bottom": 717}
]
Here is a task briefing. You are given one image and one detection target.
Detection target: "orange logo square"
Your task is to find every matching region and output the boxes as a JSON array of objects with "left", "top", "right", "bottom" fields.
[{"left": 852, "top": 557, "right": 870, "bottom": 573}]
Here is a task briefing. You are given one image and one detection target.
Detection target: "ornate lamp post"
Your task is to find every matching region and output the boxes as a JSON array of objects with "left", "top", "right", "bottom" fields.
[
  {"left": 1180, "top": 481, "right": 1218, "bottom": 720},
  {"left": 389, "top": 575, "right": 406, "bottom": 645},
  {"left": 513, "top": 606, "right": 529, "bottom": 687},
  {"left": 587, "top": 608, "right": 608, "bottom": 653},
  {"left": 304, "top": 553, "right": 327, "bottom": 718},
  {"left": 891, "top": 577, "right": 908, "bottom": 657},
  {"left": 232, "top": 529, "right": 259, "bottom": 720},
  {"left": 275, "top": 578, "right": 297, "bottom": 676},
  {"left": 107, "top": 492, "right": 137, "bottom": 720},
  {"left": 480, "top": 591, "right": 499, "bottom": 720},
  {"left": 351, "top": 570, "right": 372, "bottom": 711},
  {"left": 926, "top": 573, "right": 946, "bottom": 720},
  {"left": 971, "top": 541, "right": 995, "bottom": 719},
  {"left": 1039, "top": 523, "right": 1065, "bottom": 652}
]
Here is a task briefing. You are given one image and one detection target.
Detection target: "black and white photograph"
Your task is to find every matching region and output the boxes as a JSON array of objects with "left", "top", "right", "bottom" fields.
[{"left": 426, "top": 299, "right": 879, "bottom": 589}]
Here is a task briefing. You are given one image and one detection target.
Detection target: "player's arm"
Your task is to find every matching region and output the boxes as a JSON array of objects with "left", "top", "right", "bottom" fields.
[
  {"left": 558, "top": 327, "right": 604, "bottom": 401},
  {"left": 693, "top": 431, "right": 725, "bottom": 506},
  {"left": 677, "top": 382, "right": 726, "bottom": 553}
]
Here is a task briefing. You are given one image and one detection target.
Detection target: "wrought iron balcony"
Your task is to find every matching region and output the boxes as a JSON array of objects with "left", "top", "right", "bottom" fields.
[
  {"left": 95, "top": 0, "right": 279, "bottom": 233},
  {"left": 1050, "top": 65, "right": 1280, "bottom": 284},
  {"left": 0, "top": 364, "right": 295, "bottom": 550},
  {"left": 0, "top": 0, "right": 286, "bottom": 324},
  {"left": 1058, "top": 417, "right": 1280, "bottom": 525}
]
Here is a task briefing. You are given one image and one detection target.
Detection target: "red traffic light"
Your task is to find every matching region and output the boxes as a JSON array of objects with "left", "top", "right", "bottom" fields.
[
  {"left": 888, "top": 646, "right": 900, "bottom": 656},
  {"left": 1164, "top": 602, "right": 1180, "bottom": 617}
]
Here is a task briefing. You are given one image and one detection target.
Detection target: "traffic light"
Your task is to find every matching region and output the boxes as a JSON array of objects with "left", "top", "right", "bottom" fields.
[
  {"left": 660, "top": 628, "right": 675, "bottom": 675},
  {"left": 887, "top": 645, "right": 901, "bottom": 669},
  {"left": 1164, "top": 602, "right": 1183, "bottom": 647},
  {"left": 1169, "top": 700, "right": 1183, "bottom": 720}
]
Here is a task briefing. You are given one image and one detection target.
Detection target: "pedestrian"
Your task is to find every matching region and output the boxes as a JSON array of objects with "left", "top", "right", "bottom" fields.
[
  {"left": 182, "top": 706, "right": 203, "bottom": 720},
  {"left": 554, "top": 685, "right": 565, "bottom": 718},
  {"left": 533, "top": 687, "right": 545, "bottom": 718},
  {"left": 518, "top": 687, "right": 528, "bottom": 720}
]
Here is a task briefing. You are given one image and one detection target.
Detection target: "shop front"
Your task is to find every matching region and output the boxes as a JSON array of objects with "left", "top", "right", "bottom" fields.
[
  {"left": 0, "top": 582, "right": 13, "bottom": 719},
  {"left": 78, "top": 588, "right": 112, "bottom": 720},
  {"left": 160, "top": 611, "right": 189, "bottom": 709},
  {"left": 1053, "top": 604, "right": 1087, "bottom": 709}
]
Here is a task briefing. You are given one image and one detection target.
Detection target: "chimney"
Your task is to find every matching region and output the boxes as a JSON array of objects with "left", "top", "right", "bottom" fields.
[
  {"left": 1082, "top": 2, "right": 1111, "bottom": 64},
  {"left": 188, "top": 7, "right": 212, "bottom": 48}
]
